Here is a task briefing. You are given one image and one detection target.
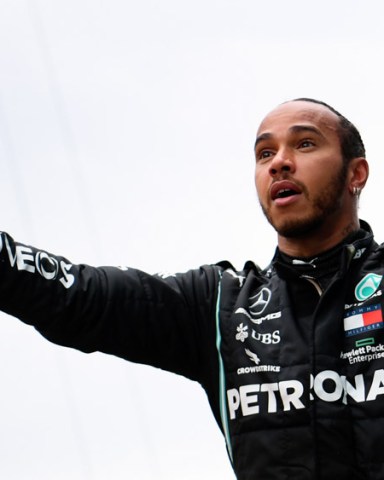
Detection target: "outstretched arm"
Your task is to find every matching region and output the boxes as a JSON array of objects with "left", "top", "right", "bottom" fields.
[{"left": 0, "top": 232, "right": 221, "bottom": 383}]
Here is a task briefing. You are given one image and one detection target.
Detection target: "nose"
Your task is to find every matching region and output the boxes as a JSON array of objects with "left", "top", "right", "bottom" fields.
[{"left": 268, "top": 149, "right": 295, "bottom": 176}]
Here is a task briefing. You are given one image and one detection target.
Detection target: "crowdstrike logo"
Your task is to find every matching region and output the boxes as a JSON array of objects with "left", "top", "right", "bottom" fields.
[
  {"left": 245, "top": 348, "right": 260, "bottom": 365},
  {"left": 355, "top": 273, "right": 383, "bottom": 301},
  {"left": 237, "top": 349, "right": 281, "bottom": 376}
]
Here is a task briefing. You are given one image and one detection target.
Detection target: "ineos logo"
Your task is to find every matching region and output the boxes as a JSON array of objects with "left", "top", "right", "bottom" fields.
[{"left": 1, "top": 233, "right": 75, "bottom": 289}]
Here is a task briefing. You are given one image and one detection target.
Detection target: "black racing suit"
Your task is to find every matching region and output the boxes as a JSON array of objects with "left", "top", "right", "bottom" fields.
[{"left": 1, "top": 220, "right": 384, "bottom": 479}]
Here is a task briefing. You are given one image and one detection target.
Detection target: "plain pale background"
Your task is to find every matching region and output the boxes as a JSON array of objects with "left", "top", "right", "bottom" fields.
[{"left": 1, "top": 1, "right": 384, "bottom": 478}]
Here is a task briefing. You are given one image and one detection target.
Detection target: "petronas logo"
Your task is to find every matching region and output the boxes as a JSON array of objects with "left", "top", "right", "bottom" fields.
[{"left": 355, "top": 273, "right": 383, "bottom": 301}]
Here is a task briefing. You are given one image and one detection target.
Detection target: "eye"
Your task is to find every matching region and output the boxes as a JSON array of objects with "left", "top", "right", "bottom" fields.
[
  {"left": 256, "top": 150, "right": 274, "bottom": 162},
  {"left": 298, "top": 139, "right": 315, "bottom": 149}
]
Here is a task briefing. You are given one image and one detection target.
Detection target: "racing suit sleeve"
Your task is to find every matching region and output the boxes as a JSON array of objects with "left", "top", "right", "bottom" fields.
[{"left": 0, "top": 232, "right": 222, "bottom": 384}]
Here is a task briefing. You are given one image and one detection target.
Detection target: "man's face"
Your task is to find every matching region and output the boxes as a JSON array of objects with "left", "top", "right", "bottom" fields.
[{"left": 254, "top": 101, "right": 350, "bottom": 239}]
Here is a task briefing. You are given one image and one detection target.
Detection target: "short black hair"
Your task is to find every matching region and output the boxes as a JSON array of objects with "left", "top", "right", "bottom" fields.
[{"left": 292, "top": 97, "right": 366, "bottom": 162}]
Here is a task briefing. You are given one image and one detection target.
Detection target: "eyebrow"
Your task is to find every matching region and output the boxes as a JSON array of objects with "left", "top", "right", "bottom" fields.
[
  {"left": 254, "top": 132, "right": 272, "bottom": 149},
  {"left": 254, "top": 124, "right": 326, "bottom": 150},
  {"left": 289, "top": 124, "right": 325, "bottom": 138}
]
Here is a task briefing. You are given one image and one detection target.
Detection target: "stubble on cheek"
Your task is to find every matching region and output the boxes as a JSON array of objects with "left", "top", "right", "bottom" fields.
[
  {"left": 258, "top": 183, "right": 311, "bottom": 237},
  {"left": 259, "top": 166, "right": 347, "bottom": 238}
]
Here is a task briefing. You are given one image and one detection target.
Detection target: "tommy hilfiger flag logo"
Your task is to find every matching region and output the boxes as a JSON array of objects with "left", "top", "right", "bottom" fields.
[{"left": 344, "top": 304, "right": 383, "bottom": 337}]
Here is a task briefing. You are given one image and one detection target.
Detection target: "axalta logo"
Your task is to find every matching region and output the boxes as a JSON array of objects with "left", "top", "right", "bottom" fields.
[
  {"left": 355, "top": 273, "right": 383, "bottom": 301},
  {"left": 0, "top": 234, "right": 75, "bottom": 289},
  {"left": 227, "top": 368, "right": 384, "bottom": 418}
]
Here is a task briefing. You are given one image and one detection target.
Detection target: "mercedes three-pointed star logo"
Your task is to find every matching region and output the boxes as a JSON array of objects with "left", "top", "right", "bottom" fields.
[{"left": 249, "top": 288, "right": 271, "bottom": 315}]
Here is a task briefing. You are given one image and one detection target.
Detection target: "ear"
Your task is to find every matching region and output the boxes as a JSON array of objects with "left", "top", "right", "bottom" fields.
[{"left": 348, "top": 157, "right": 369, "bottom": 195}]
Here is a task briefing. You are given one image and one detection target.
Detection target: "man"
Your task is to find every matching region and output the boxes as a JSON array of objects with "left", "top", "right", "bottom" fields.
[{"left": 0, "top": 98, "right": 381, "bottom": 479}]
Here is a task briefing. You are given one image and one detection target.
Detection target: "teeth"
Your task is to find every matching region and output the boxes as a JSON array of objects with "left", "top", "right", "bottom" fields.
[{"left": 277, "top": 189, "right": 294, "bottom": 198}]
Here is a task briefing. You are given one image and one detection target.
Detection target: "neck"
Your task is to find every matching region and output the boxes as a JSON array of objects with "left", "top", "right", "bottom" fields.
[{"left": 277, "top": 219, "right": 359, "bottom": 258}]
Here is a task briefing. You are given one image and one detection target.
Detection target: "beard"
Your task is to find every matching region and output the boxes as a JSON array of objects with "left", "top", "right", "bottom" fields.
[{"left": 260, "top": 161, "right": 348, "bottom": 238}]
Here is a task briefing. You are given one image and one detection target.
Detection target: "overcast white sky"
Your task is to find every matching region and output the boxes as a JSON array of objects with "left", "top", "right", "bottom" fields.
[{"left": 1, "top": 1, "right": 384, "bottom": 479}]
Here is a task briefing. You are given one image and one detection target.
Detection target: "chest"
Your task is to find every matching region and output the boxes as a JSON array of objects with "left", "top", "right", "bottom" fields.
[{"left": 217, "top": 268, "right": 384, "bottom": 420}]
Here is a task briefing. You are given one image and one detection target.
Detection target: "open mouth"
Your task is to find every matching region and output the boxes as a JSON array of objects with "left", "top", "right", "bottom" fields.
[
  {"left": 275, "top": 188, "right": 299, "bottom": 199},
  {"left": 270, "top": 181, "right": 302, "bottom": 201}
]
